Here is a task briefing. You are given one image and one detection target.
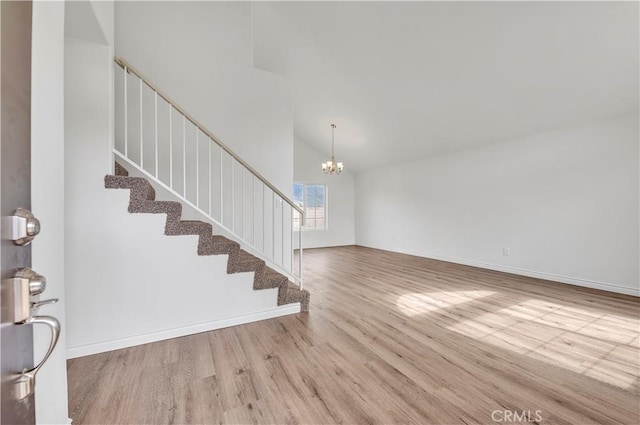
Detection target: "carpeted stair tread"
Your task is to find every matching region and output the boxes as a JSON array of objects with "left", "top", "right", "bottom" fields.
[
  {"left": 104, "top": 175, "right": 156, "bottom": 211},
  {"left": 138, "top": 200, "right": 182, "bottom": 215},
  {"left": 278, "top": 283, "right": 310, "bottom": 312},
  {"left": 105, "top": 166, "right": 309, "bottom": 313},
  {"left": 166, "top": 220, "right": 213, "bottom": 236},
  {"left": 255, "top": 267, "right": 288, "bottom": 290},
  {"left": 198, "top": 235, "right": 239, "bottom": 256},
  {"left": 227, "top": 249, "right": 265, "bottom": 274}
]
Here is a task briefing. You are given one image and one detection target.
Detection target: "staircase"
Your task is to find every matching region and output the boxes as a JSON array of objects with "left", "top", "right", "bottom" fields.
[
  {"left": 108, "top": 56, "right": 310, "bottom": 315},
  {"left": 105, "top": 163, "right": 309, "bottom": 312}
]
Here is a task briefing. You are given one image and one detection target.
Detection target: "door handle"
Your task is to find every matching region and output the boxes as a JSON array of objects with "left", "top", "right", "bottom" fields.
[
  {"left": 14, "top": 315, "right": 61, "bottom": 400},
  {"left": 2, "top": 267, "right": 61, "bottom": 400},
  {"left": 31, "top": 298, "right": 59, "bottom": 312}
]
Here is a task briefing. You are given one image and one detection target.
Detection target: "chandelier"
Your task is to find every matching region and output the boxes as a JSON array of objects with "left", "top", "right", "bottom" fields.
[{"left": 321, "top": 124, "right": 344, "bottom": 175}]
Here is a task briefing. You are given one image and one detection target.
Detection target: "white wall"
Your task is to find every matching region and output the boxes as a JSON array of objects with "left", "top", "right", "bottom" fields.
[
  {"left": 31, "top": 1, "right": 69, "bottom": 423},
  {"left": 294, "top": 138, "right": 355, "bottom": 248},
  {"left": 355, "top": 114, "right": 639, "bottom": 295},
  {"left": 63, "top": 0, "right": 112, "bottom": 357},
  {"left": 114, "top": 1, "right": 294, "bottom": 196},
  {"left": 64, "top": 187, "right": 298, "bottom": 358},
  {"left": 64, "top": 1, "right": 299, "bottom": 360}
]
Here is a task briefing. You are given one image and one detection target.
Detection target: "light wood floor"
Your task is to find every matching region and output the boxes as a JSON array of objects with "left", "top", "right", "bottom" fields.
[{"left": 67, "top": 246, "right": 640, "bottom": 424}]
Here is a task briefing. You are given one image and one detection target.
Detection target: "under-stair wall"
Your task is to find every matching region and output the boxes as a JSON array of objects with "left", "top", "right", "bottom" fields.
[{"left": 65, "top": 178, "right": 300, "bottom": 358}]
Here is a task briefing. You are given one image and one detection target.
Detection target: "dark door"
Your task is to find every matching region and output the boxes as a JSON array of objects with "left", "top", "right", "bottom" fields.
[{"left": 1, "top": 1, "right": 35, "bottom": 424}]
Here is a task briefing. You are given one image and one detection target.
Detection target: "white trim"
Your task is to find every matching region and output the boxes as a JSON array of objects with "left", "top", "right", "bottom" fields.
[
  {"left": 299, "top": 241, "right": 356, "bottom": 250},
  {"left": 66, "top": 304, "right": 301, "bottom": 359},
  {"left": 357, "top": 243, "right": 640, "bottom": 297},
  {"left": 294, "top": 182, "right": 328, "bottom": 231}
]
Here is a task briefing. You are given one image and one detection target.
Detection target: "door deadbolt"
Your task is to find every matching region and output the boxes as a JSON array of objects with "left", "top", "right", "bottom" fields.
[
  {"left": 5, "top": 268, "right": 48, "bottom": 323},
  {"left": 1, "top": 208, "right": 41, "bottom": 245}
]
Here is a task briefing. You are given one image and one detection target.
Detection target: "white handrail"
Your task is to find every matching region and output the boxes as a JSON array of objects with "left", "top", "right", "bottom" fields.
[
  {"left": 114, "top": 57, "right": 303, "bottom": 287},
  {"left": 114, "top": 57, "right": 303, "bottom": 216}
]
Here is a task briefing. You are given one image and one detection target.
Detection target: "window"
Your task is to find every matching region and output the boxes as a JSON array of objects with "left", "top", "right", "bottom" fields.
[{"left": 293, "top": 183, "right": 327, "bottom": 231}]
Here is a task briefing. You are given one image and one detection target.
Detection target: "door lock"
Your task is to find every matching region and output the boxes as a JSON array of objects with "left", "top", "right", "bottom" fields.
[
  {"left": 1, "top": 207, "right": 41, "bottom": 245},
  {"left": 2, "top": 268, "right": 60, "bottom": 400},
  {"left": 6, "top": 268, "right": 48, "bottom": 323}
]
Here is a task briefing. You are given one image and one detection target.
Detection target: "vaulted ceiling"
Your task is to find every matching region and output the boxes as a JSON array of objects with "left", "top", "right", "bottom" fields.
[{"left": 253, "top": 1, "right": 639, "bottom": 173}]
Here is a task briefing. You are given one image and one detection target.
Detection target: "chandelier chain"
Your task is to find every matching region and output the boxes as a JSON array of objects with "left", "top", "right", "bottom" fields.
[{"left": 322, "top": 123, "right": 343, "bottom": 175}]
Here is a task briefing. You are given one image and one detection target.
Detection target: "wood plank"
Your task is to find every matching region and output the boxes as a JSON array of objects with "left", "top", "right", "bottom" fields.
[{"left": 67, "top": 246, "right": 640, "bottom": 424}]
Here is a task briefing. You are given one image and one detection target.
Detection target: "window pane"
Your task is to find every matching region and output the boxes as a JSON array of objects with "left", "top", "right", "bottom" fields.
[
  {"left": 307, "top": 185, "right": 316, "bottom": 228},
  {"left": 293, "top": 210, "right": 301, "bottom": 231},
  {"left": 307, "top": 184, "right": 325, "bottom": 230},
  {"left": 293, "top": 183, "right": 303, "bottom": 231},
  {"left": 317, "top": 185, "right": 326, "bottom": 229},
  {"left": 293, "top": 183, "right": 303, "bottom": 206},
  {"left": 292, "top": 183, "right": 326, "bottom": 231}
]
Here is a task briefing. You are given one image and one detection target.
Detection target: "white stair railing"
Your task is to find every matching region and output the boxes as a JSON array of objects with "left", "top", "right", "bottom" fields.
[{"left": 112, "top": 57, "right": 304, "bottom": 288}]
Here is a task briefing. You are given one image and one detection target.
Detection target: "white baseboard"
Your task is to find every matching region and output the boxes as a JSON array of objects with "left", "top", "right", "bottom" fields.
[
  {"left": 302, "top": 242, "right": 356, "bottom": 250},
  {"left": 357, "top": 243, "right": 639, "bottom": 297},
  {"left": 66, "top": 304, "right": 301, "bottom": 359}
]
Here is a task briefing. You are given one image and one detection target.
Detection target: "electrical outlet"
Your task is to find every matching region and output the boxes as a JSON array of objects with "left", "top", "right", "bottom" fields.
[{"left": 503, "top": 247, "right": 510, "bottom": 256}]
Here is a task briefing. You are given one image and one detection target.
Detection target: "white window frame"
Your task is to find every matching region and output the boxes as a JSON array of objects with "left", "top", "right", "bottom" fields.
[{"left": 293, "top": 183, "right": 328, "bottom": 231}]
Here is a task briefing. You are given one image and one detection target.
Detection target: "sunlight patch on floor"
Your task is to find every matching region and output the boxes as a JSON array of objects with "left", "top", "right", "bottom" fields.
[
  {"left": 396, "top": 290, "right": 495, "bottom": 317},
  {"left": 446, "top": 299, "right": 640, "bottom": 390}
]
